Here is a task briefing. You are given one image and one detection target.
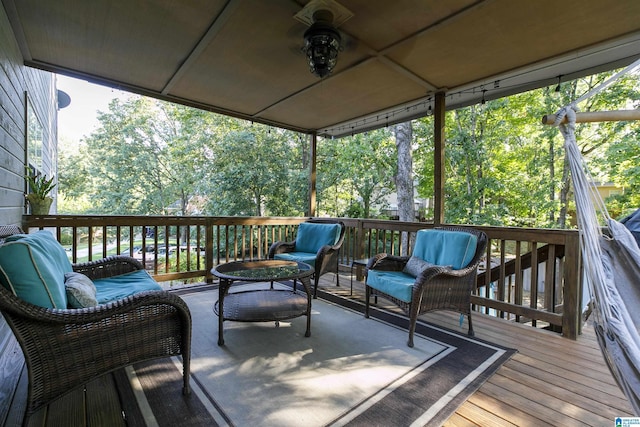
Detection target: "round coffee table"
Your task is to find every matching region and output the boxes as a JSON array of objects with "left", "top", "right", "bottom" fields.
[{"left": 211, "top": 260, "right": 314, "bottom": 345}]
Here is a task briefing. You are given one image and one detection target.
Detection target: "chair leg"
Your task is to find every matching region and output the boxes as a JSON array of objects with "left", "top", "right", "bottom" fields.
[
  {"left": 467, "top": 313, "right": 474, "bottom": 336},
  {"left": 313, "top": 275, "right": 319, "bottom": 299},
  {"left": 183, "top": 367, "right": 191, "bottom": 395},
  {"left": 408, "top": 313, "right": 417, "bottom": 348},
  {"left": 365, "top": 286, "right": 370, "bottom": 318}
]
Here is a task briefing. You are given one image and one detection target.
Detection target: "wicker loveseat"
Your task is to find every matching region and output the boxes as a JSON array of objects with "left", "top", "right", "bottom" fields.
[
  {"left": 365, "top": 226, "right": 487, "bottom": 347},
  {"left": 0, "top": 226, "right": 191, "bottom": 424}
]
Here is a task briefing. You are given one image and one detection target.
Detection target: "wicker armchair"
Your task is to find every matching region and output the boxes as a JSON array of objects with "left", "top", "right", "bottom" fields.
[
  {"left": 268, "top": 219, "right": 346, "bottom": 298},
  {"left": 365, "top": 226, "right": 487, "bottom": 347},
  {"left": 0, "top": 226, "right": 191, "bottom": 423}
]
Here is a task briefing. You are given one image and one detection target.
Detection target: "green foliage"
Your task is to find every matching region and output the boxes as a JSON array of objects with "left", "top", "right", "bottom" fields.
[
  {"left": 412, "top": 69, "right": 640, "bottom": 228},
  {"left": 56, "top": 69, "right": 640, "bottom": 227},
  {"left": 318, "top": 129, "right": 396, "bottom": 217}
]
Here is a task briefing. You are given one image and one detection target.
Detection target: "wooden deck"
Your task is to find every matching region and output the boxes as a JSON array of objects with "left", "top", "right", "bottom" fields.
[
  {"left": 324, "top": 273, "right": 635, "bottom": 426},
  {"left": 13, "top": 272, "right": 634, "bottom": 426}
]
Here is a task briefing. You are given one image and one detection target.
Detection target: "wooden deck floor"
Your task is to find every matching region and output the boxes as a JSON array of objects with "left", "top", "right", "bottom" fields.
[
  {"left": 16, "top": 272, "right": 635, "bottom": 426},
  {"left": 320, "top": 273, "right": 635, "bottom": 426}
]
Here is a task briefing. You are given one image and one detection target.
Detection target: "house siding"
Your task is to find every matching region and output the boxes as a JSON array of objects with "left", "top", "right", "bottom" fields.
[
  {"left": 0, "top": 4, "right": 57, "bottom": 226},
  {"left": 0, "top": 5, "right": 58, "bottom": 423}
]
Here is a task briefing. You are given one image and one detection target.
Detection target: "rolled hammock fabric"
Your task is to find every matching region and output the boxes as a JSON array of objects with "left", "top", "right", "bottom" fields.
[{"left": 554, "top": 60, "right": 640, "bottom": 412}]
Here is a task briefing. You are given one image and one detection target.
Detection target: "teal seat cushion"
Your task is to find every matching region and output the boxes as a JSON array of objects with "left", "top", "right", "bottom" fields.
[
  {"left": 294, "top": 222, "right": 341, "bottom": 254},
  {"left": 273, "top": 252, "right": 317, "bottom": 269},
  {"left": 367, "top": 270, "right": 415, "bottom": 303},
  {"left": 94, "top": 269, "right": 162, "bottom": 304},
  {"left": 412, "top": 229, "right": 478, "bottom": 270},
  {"left": 0, "top": 230, "right": 71, "bottom": 308}
]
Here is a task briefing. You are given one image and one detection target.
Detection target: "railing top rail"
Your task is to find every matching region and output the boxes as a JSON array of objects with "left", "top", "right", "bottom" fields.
[
  {"left": 22, "top": 215, "right": 315, "bottom": 228},
  {"left": 23, "top": 215, "right": 577, "bottom": 243}
]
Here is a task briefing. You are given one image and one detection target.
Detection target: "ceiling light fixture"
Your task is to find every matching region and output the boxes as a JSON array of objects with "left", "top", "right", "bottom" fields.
[{"left": 302, "top": 10, "right": 342, "bottom": 78}]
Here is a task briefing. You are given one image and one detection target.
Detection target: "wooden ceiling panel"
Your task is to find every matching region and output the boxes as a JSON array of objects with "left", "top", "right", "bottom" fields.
[
  {"left": 170, "top": 0, "right": 373, "bottom": 118},
  {"left": 4, "top": 0, "right": 639, "bottom": 135},
  {"left": 340, "top": 0, "right": 478, "bottom": 51},
  {"left": 388, "top": 0, "right": 640, "bottom": 89},
  {"left": 167, "top": 0, "right": 314, "bottom": 114},
  {"left": 259, "top": 59, "right": 428, "bottom": 131},
  {"left": 15, "top": 0, "right": 227, "bottom": 91}
]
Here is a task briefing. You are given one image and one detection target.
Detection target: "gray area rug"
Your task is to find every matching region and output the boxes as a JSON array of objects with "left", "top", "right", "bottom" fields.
[{"left": 128, "top": 283, "right": 515, "bottom": 426}]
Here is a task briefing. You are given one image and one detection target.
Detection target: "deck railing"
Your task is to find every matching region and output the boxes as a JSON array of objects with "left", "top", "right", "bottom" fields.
[{"left": 22, "top": 215, "right": 582, "bottom": 339}]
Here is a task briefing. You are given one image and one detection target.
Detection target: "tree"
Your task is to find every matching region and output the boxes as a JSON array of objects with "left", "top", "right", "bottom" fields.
[
  {"left": 59, "top": 99, "right": 309, "bottom": 218},
  {"left": 394, "top": 121, "right": 415, "bottom": 252},
  {"left": 205, "top": 125, "right": 302, "bottom": 216},
  {"left": 317, "top": 129, "right": 396, "bottom": 218},
  {"left": 394, "top": 121, "right": 415, "bottom": 221},
  {"left": 409, "top": 69, "right": 640, "bottom": 229},
  {"left": 58, "top": 69, "right": 640, "bottom": 228}
]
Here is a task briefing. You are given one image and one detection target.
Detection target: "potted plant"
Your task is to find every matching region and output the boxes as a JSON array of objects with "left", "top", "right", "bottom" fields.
[{"left": 25, "top": 168, "right": 56, "bottom": 215}]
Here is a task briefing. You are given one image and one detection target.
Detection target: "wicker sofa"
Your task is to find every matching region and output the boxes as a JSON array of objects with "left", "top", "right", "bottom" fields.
[
  {"left": 0, "top": 226, "right": 191, "bottom": 423},
  {"left": 365, "top": 226, "right": 487, "bottom": 347}
]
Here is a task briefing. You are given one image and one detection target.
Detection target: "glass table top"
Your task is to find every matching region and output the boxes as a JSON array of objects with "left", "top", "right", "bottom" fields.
[{"left": 212, "top": 260, "right": 313, "bottom": 281}]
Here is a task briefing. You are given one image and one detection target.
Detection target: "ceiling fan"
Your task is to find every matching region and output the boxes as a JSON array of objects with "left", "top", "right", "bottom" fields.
[{"left": 294, "top": 0, "right": 354, "bottom": 78}]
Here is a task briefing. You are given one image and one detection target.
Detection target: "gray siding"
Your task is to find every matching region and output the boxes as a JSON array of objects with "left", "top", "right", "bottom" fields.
[
  {"left": 0, "top": 5, "right": 58, "bottom": 423},
  {"left": 0, "top": 4, "right": 58, "bottom": 226}
]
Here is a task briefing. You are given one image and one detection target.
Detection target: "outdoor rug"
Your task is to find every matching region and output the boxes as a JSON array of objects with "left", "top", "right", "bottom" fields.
[{"left": 125, "top": 283, "right": 515, "bottom": 427}]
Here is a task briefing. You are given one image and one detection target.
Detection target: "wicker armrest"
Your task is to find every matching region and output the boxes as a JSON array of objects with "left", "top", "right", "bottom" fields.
[
  {"left": 73, "top": 255, "right": 143, "bottom": 280},
  {"left": 268, "top": 240, "right": 296, "bottom": 257},
  {"left": 4, "top": 289, "right": 187, "bottom": 324}
]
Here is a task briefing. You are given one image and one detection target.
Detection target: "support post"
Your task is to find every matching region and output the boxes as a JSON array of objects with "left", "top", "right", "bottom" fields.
[
  {"left": 308, "top": 132, "right": 317, "bottom": 217},
  {"left": 433, "top": 92, "right": 446, "bottom": 225},
  {"left": 562, "top": 231, "right": 581, "bottom": 339}
]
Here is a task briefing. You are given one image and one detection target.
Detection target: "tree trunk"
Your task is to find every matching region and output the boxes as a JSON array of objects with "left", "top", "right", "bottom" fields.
[{"left": 394, "top": 121, "right": 415, "bottom": 254}]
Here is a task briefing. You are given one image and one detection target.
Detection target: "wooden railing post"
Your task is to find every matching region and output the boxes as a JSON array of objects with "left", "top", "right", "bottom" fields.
[
  {"left": 562, "top": 231, "right": 581, "bottom": 339},
  {"left": 205, "top": 218, "right": 215, "bottom": 284},
  {"left": 355, "top": 219, "right": 366, "bottom": 280}
]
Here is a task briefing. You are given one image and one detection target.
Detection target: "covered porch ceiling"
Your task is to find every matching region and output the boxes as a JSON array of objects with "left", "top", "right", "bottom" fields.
[{"left": 3, "top": 0, "right": 640, "bottom": 137}]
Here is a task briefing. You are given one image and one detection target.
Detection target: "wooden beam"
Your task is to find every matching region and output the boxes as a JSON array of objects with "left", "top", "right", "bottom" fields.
[
  {"left": 161, "top": 0, "right": 240, "bottom": 95},
  {"left": 542, "top": 109, "right": 640, "bottom": 125},
  {"left": 433, "top": 92, "right": 446, "bottom": 225},
  {"left": 308, "top": 133, "right": 317, "bottom": 217}
]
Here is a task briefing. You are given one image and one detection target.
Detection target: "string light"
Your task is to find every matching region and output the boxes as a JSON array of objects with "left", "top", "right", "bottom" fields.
[{"left": 323, "top": 74, "right": 567, "bottom": 135}]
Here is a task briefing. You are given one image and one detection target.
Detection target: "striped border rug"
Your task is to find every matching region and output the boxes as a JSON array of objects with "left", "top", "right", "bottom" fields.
[{"left": 123, "top": 284, "right": 515, "bottom": 426}]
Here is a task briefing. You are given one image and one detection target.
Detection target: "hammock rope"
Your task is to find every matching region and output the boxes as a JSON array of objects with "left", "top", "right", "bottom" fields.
[{"left": 552, "top": 57, "right": 640, "bottom": 414}]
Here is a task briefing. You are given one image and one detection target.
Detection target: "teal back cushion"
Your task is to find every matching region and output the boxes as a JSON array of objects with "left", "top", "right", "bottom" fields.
[
  {"left": 295, "top": 222, "right": 341, "bottom": 254},
  {"left": 0, "top": 230, "right": 71, "bottom": 308},
  {"left": 412, "top": 229, "right": 478, "bottom": 270}
]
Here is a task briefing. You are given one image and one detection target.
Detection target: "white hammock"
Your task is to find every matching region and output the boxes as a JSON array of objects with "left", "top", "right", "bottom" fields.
[{"left": 553, "top": 58, "right": 640, "bottom": 414}]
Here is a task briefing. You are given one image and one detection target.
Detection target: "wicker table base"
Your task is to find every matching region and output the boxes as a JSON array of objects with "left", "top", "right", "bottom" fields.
[
  {"left": 214, "top": 289, "right": 308, "bottom": 322},
  {"left": 212, "top": 260, "right": 314, "bottom": 345}
]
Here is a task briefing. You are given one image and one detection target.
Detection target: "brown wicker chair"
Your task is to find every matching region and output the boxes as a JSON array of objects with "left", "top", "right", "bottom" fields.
[
  {"left": 268, "top": 219, "right": 346, "bottom": 298},
  {"left": 365, "top": 226, "right": 487, "bottom": 347},
  {"left": 0, "top": 226, "right": 191, "bottom": 424}
]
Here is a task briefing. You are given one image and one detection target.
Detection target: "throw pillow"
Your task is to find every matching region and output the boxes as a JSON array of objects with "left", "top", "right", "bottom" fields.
[
  {"left": 0, "top": 230, "right": 71, "bottom": 308},
  {"left": 402, "top": 256, "right": 436, "bottom": 277},
  {"left": 65, "top": 272, "right": 98, "bottom": 308}
]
